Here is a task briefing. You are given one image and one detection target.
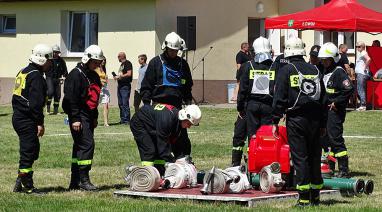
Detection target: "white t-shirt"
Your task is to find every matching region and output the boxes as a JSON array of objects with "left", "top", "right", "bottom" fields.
[{"left": 355, "top": 50, "right": 369, "bottom": 75}]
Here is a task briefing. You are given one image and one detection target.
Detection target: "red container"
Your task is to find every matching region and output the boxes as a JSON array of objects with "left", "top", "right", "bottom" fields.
[{"left": 248, "top": 125, "right": 290, "bottom": 174}]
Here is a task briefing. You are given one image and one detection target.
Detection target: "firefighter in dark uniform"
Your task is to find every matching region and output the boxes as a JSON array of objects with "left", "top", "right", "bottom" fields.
[
  {"left": 140, "top": 32, "right": 193, "bottom": 160},
  {"left": 236, "top": 37, "right": 274, "bottom": 164},
  {"left": 12, "top": 44, "right": 53, "bottom": 194},
  {"left": 130, "top": 104, "right": 201, "bottom": 175},
  {"left": 231, "top": 42, "right": 253, "bottom": 166},
  {"left": 318, "top": 42, "right": 354, "bottom": 178},
  {"left": 272, "top": 37, "right": 326, "bottom": 206},
  {"left": 45, "top": 44, "right": 68, "bottom": 114},
  {"left": 63, "top": 45, "right": 103, "bottom": 191}
]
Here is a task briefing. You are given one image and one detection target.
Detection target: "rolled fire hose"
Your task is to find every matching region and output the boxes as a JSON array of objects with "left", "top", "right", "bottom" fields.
[
  {"left": 202, "top": 168, "right": 238, "bottom": 194},
  {"left": 258, "top": 162, "right": 285, "bottom": 193},
  {"left": 164, "top": 161, "right": 198, "bottom": 188},
  {"left": 225, "top": 166, "right": 251, "bottom": 193},
  {"left": 124, "top": 165, "right": 161, "bottom": 192}
]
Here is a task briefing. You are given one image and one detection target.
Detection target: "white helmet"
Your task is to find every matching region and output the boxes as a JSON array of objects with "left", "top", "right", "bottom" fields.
[
  {"left": 318, "top": 42, "right": 340, "bottom": 63},
  {"left": 29, "top": 44, "right": 53, "bottom": 66},
  {"left": 52, "top": 44, "right": 61, "bottom": 52},
  {"left": 161, "top": 32, "right": 183, "bottom": 50},
  {"left": 81, "top": 45, "right": 105, "bottom": 64},
  {"left": 284, "top": 37, "right": 306, "bottom": 58},
  {"left": 253, "top": 36, "right": 271, "bottom": 54},
  {"left": 178, "top": 104, "right": 202, "bottom": 126}
]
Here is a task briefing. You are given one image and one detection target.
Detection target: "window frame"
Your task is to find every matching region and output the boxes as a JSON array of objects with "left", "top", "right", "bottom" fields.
[
  {"left": 0, "top": 15, "right": 16, "bottom": 34},
  {"left": 65, "top": 11, "right": 98, "bottom": 57}
]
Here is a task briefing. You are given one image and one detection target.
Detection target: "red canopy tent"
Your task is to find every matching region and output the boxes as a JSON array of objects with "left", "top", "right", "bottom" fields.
[
  {"left": 265, "top": 0, "right": 382, "bottom": 32},
  {"left": 265, "top": 0, "right": 382, "bottom": 108}
]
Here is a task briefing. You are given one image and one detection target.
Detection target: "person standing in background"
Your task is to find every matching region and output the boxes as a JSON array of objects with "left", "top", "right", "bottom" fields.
[
  {"left": 114, "top": 52, "right": 133, "bottom": 124},
  {"left": 95, "top": 58, "right": 110, "bottom": 126},
  {"left": 46, "top": 44, "right": 68, "bottom": 114},
  {"left": 134, "top": 54, "right": 148, "bottom": 113},
  {"left": 355, "top": 41, "right": 371, "bottom": 111}
]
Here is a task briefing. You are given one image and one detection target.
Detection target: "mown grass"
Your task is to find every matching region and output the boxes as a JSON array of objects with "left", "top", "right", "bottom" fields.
[{"left": 0, "top": 106, "right": 381, "bottom": 211}]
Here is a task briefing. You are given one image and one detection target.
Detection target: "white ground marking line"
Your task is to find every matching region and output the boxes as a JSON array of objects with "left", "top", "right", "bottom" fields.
[
  {"left": 44, "top": 131, "right": 198, "bottom": 137},
  {"left": 343, "top": 135, "right": 382, "bottom": 139}
]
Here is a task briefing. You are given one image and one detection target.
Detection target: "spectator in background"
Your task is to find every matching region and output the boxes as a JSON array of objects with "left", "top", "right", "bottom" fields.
[
  {"left": 372, "top": 40, "right": 381, "bottom": 47},
  {"left": 115, "top": 52, "right": 133, "bottom": 124},
  {"left": 95, "top": 58, "right": 110, "bottom": 126},
  {"left": 134, "top": 54, "right": 148, "bottom": 112},
  {"left": 309, "top": 45, "right": 324, "bottom": 73},
  {"left": 337, "top": 44, "right": 354, "bottom": 80},
  {"left": 355, "top": 41, "right": 371, "bottom": 111},
  {"left": 232, "top": 42, "right": 252, "bottom": 102}
]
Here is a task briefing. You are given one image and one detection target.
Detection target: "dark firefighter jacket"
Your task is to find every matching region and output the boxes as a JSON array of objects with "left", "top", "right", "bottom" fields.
[
  {"left": 140, "top": 53, "right": 193, "bottom": 108},
  {"left": 237, "top": 59, "right": 273, "bottom": 112},
  {"left": 272, "top": 56, "right": 326, "bottom": 126},
  {"left": 323, "top": 65, "right": 354, "bottom": 110},
  {"left": 45, "top": 57, "right": 68, "bottom": 79},
  {"left": 12, "top": 63, "right": 47, "bottom": 125},
  {"left": 135, "top": 104, "right": 182, "bottom": 145},
  {"left": 62, "top": 63, "right": 101, "bottom": 123}
]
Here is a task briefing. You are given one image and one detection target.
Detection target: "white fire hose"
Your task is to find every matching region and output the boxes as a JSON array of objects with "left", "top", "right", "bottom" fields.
[
  {"left": 124, "top": 165, "right": 162, "bottom": 192},
  {"left": 164, "top": 158, "right": 198, "bottom": 189},
  {"left": 259, "top": 162, "right": 285, "bottom": 193},
  {"left": 225, "top": 166, "right": 251, "bottom": 193},
  {"left": 202, "top": 168, "right": 240, "bottom": 194}
]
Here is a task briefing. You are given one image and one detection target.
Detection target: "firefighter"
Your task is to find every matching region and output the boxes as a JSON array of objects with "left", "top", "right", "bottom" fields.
[
  {"left": 272, "top": 37, "right": 326, "bottom": 206},
  {"left": 46, "top": 44, "right": 68, "bottom": 114},
  {"left": 12, "top": 44, "right": 53, "bottom": 194},
  {"left": 318, "top": 42, "right": 354, "bottom": 178},
  {"left": 130, "top": 104, "right": 201, "bottom": 176},
  {"left": 140, "top": 32, "right": 193, "bottom": 160},
  {"left": 233, "top": 37, "right": 274, "bottom": 166},
  {"left": 63, "top": 45, "right": 103, "bottom": 191}
]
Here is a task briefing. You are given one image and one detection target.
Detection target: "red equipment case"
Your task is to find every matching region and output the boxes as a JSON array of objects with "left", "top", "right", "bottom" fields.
[{"left": 248, "top": 125, "right": 290, "bottom": 174}]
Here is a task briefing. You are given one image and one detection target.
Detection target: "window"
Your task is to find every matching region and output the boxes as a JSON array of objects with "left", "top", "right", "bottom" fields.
[
  {"left": 0, "top": 15, "right": 16, "bottom": 34},
  {"left": 68, "top": 12, "right": 98, "bottom": 53}
]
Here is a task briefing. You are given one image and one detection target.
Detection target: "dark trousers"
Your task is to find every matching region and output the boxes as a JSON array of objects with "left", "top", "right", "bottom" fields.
[
  {"left": 117, "top": 85, "right": 131, "bottom": 124},
  {"left": 232, "top": 115, "right": 247, "bottom": 150},
  {"left": 327, "top": 109, "right": 347, "bottom": 156},
  {"left": 46, "top": 77, "right": 61, "bottom": 107},
  {"left": 246, "top": 101, "right": 273, "bottom": 141},
  {"left": 12, "top": 114, "right": 40, "bottom": 171},
  {"left": 287, "top": 114, "right": 323, "bottom": 192},
  {"left": 130, "top": 115, "right": 174, "bottom": 164},
  {"left": 133, "top": 90, "right": 142, "bottom": 113},
  {"left": 69, "top": 114, "right": 95, "bottom": 171}
]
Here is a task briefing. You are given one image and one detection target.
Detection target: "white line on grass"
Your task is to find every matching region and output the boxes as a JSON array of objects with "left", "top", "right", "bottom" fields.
[{"left": 45, "top": 131, "right": 197, "bottom": 137}]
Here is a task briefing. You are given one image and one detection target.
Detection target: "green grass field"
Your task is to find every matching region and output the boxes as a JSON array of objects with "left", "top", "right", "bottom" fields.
[{"left": 0, "top": 105, "right": 381, "bottom": 211}]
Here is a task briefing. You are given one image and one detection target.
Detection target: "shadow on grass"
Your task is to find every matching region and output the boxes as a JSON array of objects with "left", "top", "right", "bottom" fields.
[
  {"left": 0, "top": 113, "right": 11, "bottom": 117},
  {"left": 39, "top": 186, "right": 68, "bottom": 193},
  {"left": 37, "top": 184, "right": 127, "bottom": 193},
  {"left": 320, "top": 199, "right": 351, "bottom": 206},
  {"left": 98, "top": 184, "right": 128, "bottom": 191},
  {"left": 350, "top": 171, "right": 375, "bottom": 177}
]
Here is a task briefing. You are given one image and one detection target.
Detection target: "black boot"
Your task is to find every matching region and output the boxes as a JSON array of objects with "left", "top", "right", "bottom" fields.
[
  {"left": 231, "top": 149, "right": 243, "bottom": 167},
  {"left": 20, "top": 172, "right": 42, "bottom": 194},
  {"left": 13, "top": 176, "right": 22, "bottom": 192},
  {"left": 47, "top": 104, "right": 51, "bottom": 113},
  {"left": 337, "top": 156, "right": 350, "bottom": 178},
  {"left": 295, "top": 190, "right": 310, "bottom": 207},
  {"left": 310, "top": 189, "right": 320, "bottom": 206},
  {"left": 53, "top": 104, "right": 59, "bottom": 115},
  {"left": 79, "top": 169, "right": 98, "bottom": 191},
  {"left": 69, "top": 163, "right": 80, "bottom": 190}
]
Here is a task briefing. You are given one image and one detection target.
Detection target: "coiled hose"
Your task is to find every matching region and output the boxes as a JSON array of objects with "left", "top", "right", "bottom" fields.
[{"left": 125, "top": 165, "right": 162, "bottom": 192}]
